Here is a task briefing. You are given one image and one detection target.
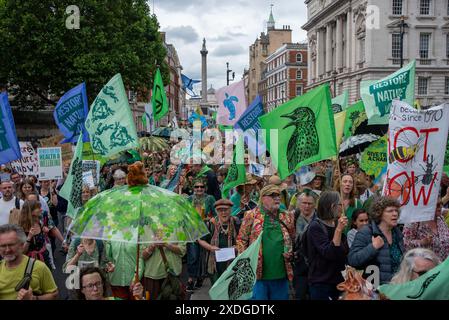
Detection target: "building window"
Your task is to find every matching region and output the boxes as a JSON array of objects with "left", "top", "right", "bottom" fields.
[
  {"left": 418, "top": 77, "right": 429, "bottom": 95},
  {"left": 447, "top": 34, "right": 449, "bottom": 58},
  {"left": 392, "top": 33, "right": 401, "bottom": 64},
  {"left": 420, "top": 0, "right": 431, "bottom": 15},
  {"left": 445, "top": 77, "right": 449, "bottom": 95},
  {"left": 297, "top": 70, "right": 302, "bottom": 79},
  {"left": 296, "top": 85, "right": 303, "bottom": 96},
  {"left": 359, "top": 38, "right": 365, "bottom": 62},
  {"left": 419, "top": 33, "right": 430, "bottom": 58},
  {"left": 392, "top": 0, "right": 403, "bottom": 15},
  {"left": 296, "top": 53, "right": 302, "bottom": 62}
]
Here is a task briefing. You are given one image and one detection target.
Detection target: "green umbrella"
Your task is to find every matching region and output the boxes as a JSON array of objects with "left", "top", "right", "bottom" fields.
[{"left": 69, "top": 184, "right": 208, "bottom": 244}]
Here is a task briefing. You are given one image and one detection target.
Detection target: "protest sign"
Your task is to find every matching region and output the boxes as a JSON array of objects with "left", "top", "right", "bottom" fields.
[
  {"left": 360, "top": 135, "right": 388, "bottom": 179},
  {"left": 82, "top": 171, "right": 95, "bottom": 188},
  {"left": 82, "top": 160, "right": 100, "bottom": 186},
  {"left": 37, "top": 147, "right": 63, "bottom": 180},
  {"left": 382, "top": 100, "right": 449, "bottom": 224},
  {"left": 40, "top": 134, "right": 73, "bottom": 162},
  {"left": 11, "top": 142, "right": 38, "bottom": 176}
]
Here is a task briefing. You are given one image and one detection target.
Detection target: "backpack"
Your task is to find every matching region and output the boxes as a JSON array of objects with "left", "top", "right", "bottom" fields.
[
  {"left": 296, "top": 218, "right": 328, "bottom": 269},
  {"left": 72, "top": 238, "right": 104, "bottom": 266},
  {"left": 157, "top": 247, "right": 186, "bottom": 300}
]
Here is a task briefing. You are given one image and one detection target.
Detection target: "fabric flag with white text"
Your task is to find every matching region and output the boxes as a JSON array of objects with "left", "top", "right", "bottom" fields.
[
  {"left": 215, "top": 80, "right": 247, "bottom": 126},
  {"left": 85, "top": 74, "right": 139, "bottom": 157},
  {"left": 0, "top": 92, "right": 21, "bottom": 165},
  {"left": 53, "top": 82, "right": 89, "bottom": 144},
  {"left": 331, "top": 89, "right": 349, "bottom": 113},
  {"left": 361, "top": 60, "right": 415, "bottom": 124},
  {"left": 209, "top": 232, "right": 263, "bottom": 300}
]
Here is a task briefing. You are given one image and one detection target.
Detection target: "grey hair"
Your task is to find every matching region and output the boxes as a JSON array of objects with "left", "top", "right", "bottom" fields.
[
  {"left": 113, "top": 169, "right": 126, "bottom": 180},
  {"left": 0, "top": 224, "right": 27, "bottom": 243},
  {"left": 390, "top": 248, "right": 441, "bottom": 284},
  {"left": 317, "top": 191, "right": 340, "bottom": 221}
]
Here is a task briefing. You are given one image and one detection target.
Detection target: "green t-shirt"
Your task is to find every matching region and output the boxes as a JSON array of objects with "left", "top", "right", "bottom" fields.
[
  {"left": 0, "top": 255, "right": 57, "bottom": 300},
  {"left": 261, "top": 211, "right": 287, "bottom": 280},
  {"left": 344, "top": 199, "right": 363, "bottom": 234}
]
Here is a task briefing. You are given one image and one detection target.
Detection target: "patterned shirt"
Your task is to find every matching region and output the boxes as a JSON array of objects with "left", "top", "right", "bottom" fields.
[
  {"left": 403, "top": 216, "right": 449, "bottom": 262},
  {"left": 236, "top": 206, "right": 295, "bottom": 281}
]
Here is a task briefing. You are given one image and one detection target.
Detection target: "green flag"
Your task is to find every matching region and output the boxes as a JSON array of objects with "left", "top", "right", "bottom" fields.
[
  {"left": 378, "top": 256, "right": 449, "bottom": 300},
  {"left": 59, "top": 135, "right": 84, "bottom": 219},
  {"left": 360, "top": 135, "right": 388, "bottom": 179},
  {"left": 331, "top": 89, "right": 349, "bottom": 113},
  {"left": 259, "top": 84, "right": 337, "bottom": 180},
  {"left": 152, "top": 68, "right": 169, "bottom": 122},
  {"left": 343, "top": 101, "right": 367, "bottom": 140},
  {"left": 85, "top": 74, "right": 139, "bottom": 157},
  {"left": 361, "top": 60, "right": 415, "bottom": 124},
  {"left": 209, "top": 232, "right": 263, "bottom": 300},
  {"left": 222, "top": 137, "right": 246, "bottom": 198}
]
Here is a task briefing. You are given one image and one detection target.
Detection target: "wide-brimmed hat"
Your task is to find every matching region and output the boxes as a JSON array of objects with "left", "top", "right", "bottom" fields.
[
  {"left": 299, "top": 171, "right": 316, "bottom": 186},
  {"left": 260, "top": 184, "right": 281, "bottom": 198},
  {"left": 268, "top": 175, "right": 288, "bottom": 191},
  {"left": 214, "top": 199, "right": 234, "bottom": 210}
]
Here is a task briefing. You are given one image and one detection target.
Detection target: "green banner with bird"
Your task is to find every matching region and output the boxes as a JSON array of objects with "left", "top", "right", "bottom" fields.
[
  {"left": 343, "top": 100, "right": 367, "bottom": 140},
  {"left": 259, "top": 84, "right": 337, "bottom": 180},
  {"left": 152, "top": 68, "right": 169, "bottom": 122},
  {"left": 222, "top": 136, "right": 246, "bottom": 198}
]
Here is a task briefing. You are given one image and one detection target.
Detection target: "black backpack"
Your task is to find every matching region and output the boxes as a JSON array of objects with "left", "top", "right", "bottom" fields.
[{"left": 295, "top": 218, "right": 328, "bottom": 269}]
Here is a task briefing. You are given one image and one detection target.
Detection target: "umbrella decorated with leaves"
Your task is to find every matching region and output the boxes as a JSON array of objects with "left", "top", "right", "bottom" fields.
[
  {"left": 69, "top": 184, "right": 209, "bottom": 244},
  {"left": 139, "top": 136, "right": 169, "bottom": 153}
]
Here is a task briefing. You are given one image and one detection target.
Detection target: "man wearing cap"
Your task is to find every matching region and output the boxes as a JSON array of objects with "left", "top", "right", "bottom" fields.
[
  {"left": 236, "top": 184, "right": 295, "bottom": 300},
  {"left": 198, "top": 199, "right": 239, "bottom": 283},
  {"left": 268, "top": 175, "right": 289, "bottom": 210}
]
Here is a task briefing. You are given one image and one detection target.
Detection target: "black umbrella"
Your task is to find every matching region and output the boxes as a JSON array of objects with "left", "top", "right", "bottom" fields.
[{"left": 339, "top": 134, "right": 380, "bottom": 157}]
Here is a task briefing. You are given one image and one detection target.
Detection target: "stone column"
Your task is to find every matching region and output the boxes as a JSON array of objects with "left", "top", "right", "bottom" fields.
[
  {"left": 336, "top": 16, "right": 343, "bottom": 71},
  {"left": 316, "top": 29, "right": 323, "bottom": 76},
  {"left": 346, "top": 10, "right": 352, "bottom": 72},
  {"left": 200, "top": 38, "right": 208, "bottom": 103},
  {"left": 326, "top": 23, "right": 332, "bottom": 73}
]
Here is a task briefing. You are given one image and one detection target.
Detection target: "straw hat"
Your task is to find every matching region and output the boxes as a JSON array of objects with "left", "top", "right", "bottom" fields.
[
  {"left": 238, "top": 173, "right": 258, "bottom": 186},
  {"left": 260, "top": 184, "right": 281, "bottom": 198},
  {"left": 268, "top": 175, "right": 288, "bottom": 191}
]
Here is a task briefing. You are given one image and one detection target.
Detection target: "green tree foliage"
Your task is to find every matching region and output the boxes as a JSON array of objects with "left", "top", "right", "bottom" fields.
[{"left": 0, "top": 0, "right": 169, "bottom": 109}]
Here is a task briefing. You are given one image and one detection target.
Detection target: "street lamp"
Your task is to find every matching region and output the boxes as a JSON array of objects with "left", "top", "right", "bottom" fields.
[
  {"left": 226, "top": 62, "right": 235, "bottom": 86},
  {"left": 399, "top": 15, "right": 408, "bottom": 68}
]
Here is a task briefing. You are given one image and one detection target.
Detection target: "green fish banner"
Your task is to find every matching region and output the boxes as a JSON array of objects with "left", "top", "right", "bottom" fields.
[
  {"left": 152, "top": 68, "right": 169, "bottom": 122},
  {"left": 378, "top": 256, "right": 449, "bottom": 300},
  {"left": 343, "top": 101, "right": 367, "bottom": 140},
  {"left": 209, "top": 232, "right": 263, "bottom": 300},
  {"left": 361, "top": 60, "right": 415, "bottom": 124},
  {"left": 221, "top": 137, "right": 246, "bottom": 198},
  {"left": 331, "top": 89, "right": 349, "bottom": 113},
  {"left": 259, "top": 84, "right": 337, "bottom": 180},
  {"left": 85, "top": 74, "right": 139, "bottom": 158},
  {"left": 360, "top": 135, "right": 388, "bottom": 179},
  {"left": 59, "top": 135, "right": 84, "bottom": 219}
]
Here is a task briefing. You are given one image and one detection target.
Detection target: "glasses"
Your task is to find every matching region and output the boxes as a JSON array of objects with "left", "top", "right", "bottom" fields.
[
  {"left": 266, "top": 193, "right": 281, "bottom": 198},
  {"left": 194, "top": 185, "right": 205, "bottom": 189},
  {"left": 82, "top": 281, "right": 103, "bottom": 290},
  {"left": 0, "top": 242, "right": 20, "bottom": 250}
]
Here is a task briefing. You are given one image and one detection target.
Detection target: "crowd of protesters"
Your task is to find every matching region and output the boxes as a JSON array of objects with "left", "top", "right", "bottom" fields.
[{"left": 1, "top": 151, "right": 449, "bottom": 300}]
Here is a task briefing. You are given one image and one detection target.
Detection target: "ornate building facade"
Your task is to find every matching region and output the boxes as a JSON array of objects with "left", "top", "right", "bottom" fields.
[{"left": 302, "top": 0, "right": 449, "bottom": 107}]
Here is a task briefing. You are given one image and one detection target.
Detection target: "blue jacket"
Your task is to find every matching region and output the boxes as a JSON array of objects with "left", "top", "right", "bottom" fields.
[{"left": 348, "top": 221, "right": 405, "bottom": 284}]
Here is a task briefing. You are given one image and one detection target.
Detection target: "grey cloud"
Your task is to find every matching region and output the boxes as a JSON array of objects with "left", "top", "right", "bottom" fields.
[
  {"left": 163, "top": 25, "right": 199, "bottom": 43},
  {"left": 213, "top": 44, "right": 245, "bottom": 57}
]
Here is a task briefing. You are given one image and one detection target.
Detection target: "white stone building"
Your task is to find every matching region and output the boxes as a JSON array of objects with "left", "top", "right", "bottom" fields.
[{"left": 302, "top": 0, "right": 449, "bottom": 107}]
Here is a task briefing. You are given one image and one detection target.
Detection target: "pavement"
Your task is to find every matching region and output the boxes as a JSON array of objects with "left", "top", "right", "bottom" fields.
[{"left": 189, "top": 277, "right": 212, "bottom": 300}]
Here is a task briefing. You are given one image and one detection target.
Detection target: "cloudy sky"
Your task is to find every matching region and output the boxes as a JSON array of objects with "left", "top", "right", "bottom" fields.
[{"left": 153, "top": 0, "right": 308, "bottom": 94}]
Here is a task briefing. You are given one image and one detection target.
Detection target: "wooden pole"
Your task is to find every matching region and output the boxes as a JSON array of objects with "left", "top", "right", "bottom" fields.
[{"left": 336, "top": 157, "right": 345, "bottom": 217}]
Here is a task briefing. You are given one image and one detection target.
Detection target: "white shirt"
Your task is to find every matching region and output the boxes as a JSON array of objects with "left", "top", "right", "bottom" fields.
[{"left": 0, "top": 197, "right": 24, "bottom": 225}]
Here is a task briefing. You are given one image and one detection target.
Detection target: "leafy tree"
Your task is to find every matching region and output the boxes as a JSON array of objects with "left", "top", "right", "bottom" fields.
[{"left": 0, "top": 0, "right": 169, "bottom": 109}]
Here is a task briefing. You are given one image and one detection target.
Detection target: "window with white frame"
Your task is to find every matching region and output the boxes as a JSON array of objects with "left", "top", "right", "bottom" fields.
[
  {"left": 297, "top": 70, "right": 302, "bottom": 79},
  {"left": 392, "top": 0, "right": 403, "bottom": 15},
  {"left": 296, "top": 85, "right": 303, "bottom": 96},
  {"left": 445, "top": 77, "right": 449, "bottom": 95},
  {"left": 447, "top": 34, "right": 449, "bottom": 58},
  {"left": 418, "top": 77, "right": 429, "bottom": 95},
  {"left": 296, "top": 53, "right": 302, "bottom": 62},
  {"left": 392, "top": 33, "right": 401, "bottom": 64},
  {"left": 420, "top": 0, "right": 431, "bottom": 15},
  {"left": 419, "top": 33, "right": 430, "bottom": 58}
]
